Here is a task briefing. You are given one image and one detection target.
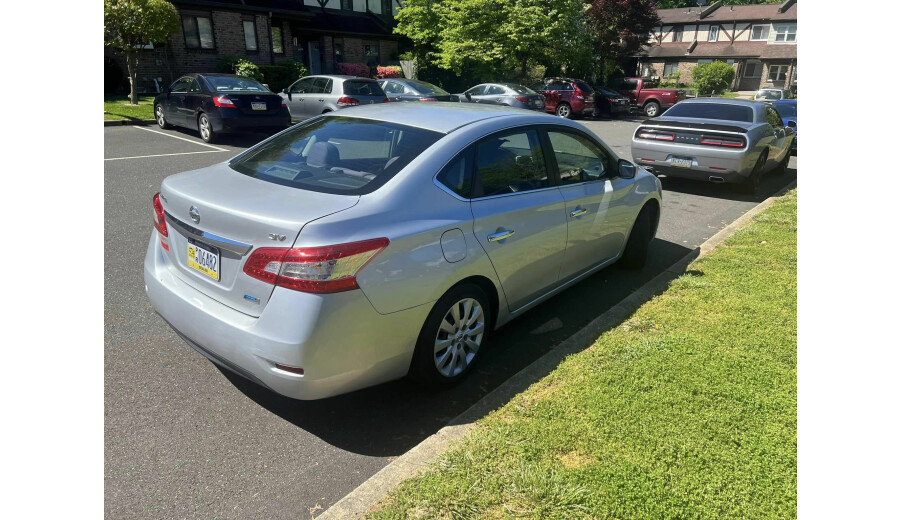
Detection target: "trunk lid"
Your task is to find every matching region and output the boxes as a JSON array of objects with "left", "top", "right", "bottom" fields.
[
  {"left": 159, "top": 164, "right": 359, "bottom": 316},
  {"left": 222, "top": 92, "right": 284, "bottom": 116}
]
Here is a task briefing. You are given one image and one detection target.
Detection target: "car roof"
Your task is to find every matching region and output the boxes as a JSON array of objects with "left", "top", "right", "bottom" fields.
[
  {"left": 307, "top": 75, "right": 375, "bottom": 81},
  {"left": 678, "top": 98, "right": 768, "bottom": 107},
  {"left": 321, "top": 102, "right": 557, "bottom": 134},
  {"left": 772, "top": 99, "right": 796, "bottom": 105}
]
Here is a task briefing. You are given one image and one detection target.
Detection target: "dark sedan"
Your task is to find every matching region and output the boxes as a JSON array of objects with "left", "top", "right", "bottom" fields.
[
  {"left": 377, "top": 78, "right": 456, "bottom": 102},
  {"left": 154, "top": 73, "right": 291, "bottom": 143},
  {"left": 592, "top": 86, "right": 631, "bottom": 118}
]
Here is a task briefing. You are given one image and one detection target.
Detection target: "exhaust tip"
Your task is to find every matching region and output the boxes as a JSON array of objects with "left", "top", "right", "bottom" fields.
[{"left": 709, "top": 176, "right": 725, "bottom": 184}]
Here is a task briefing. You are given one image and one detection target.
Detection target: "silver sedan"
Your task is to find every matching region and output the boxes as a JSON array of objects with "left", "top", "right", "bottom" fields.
[
  {"left": 145, "top": 103, "right": 662, "bottom": 400},
  {"left": 631, "top": 98, "right": 794, "bottom": 194}
]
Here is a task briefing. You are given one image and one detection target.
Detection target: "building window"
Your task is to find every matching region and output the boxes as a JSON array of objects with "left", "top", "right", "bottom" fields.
[
  {"left": 334, "top": 42, "right": 344, "bottom": 63},
  {"left": 243, "top": 20, "right": 257, "bottom": 51},
  {"left": 750, "top": 24, "right": 770, "bottom": 41},
  {"left": 768, "top": 64, "right": 788, "bottom": 82},
  {"left": 272, "top": 26, "right": 283, "bottom": 54},
  {"left": 698, "top": 59, "right": 713, "bottom": 64},
  {"left": 364, "top": 44, "right": 379, "bottom": 66},
  {"left": 744, "top": 61, "right": 763, "bottom": 78},
  {"left": 341, "top": 0, "right": 352, "bottom": 10},
  {"left": 671, "top": 26, "right": 683, "bottom": 42},
  {"left": 708, "top": 26, "right": 718, "bottom": 42},
  {"left": 663, "top": 62, "right": 678, "bottom": 77},
  {"left": 382, "top": 0, "right": 393, "bottom": 16},
  {"left": 774, "top": 24, "right": 797, "bottom": 43},
  {"left": 182, "top": 15, "right": 214, "bottom": 49}
]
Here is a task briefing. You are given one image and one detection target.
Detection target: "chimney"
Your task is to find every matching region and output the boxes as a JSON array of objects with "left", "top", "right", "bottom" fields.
[
  {"left": 700, "top": 1, "right": 723, "bottom": 19},
  {"left": 778, "top": 0, "right": 797, "bottom": 14}
]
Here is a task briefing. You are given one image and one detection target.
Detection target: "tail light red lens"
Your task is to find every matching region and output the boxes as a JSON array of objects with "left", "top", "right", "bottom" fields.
[
  {"left": 700, "top": 136, "right": 745, "bottom": 148},
  {"left": 515, "top": 96, "right": 529, "bottom": 103},
  {"left": 637, "top": 130, "right": 675, "bottom": 141},
  {"left": 213, "top": 96, "right": 235, "bottom": 107},
  {"left": 419, "top": 97, "right": 438, "bottom": 102},
  {"left": 336, "top": 97, "right": 360, "bottom": 107},
  {"left": 243, "top": 238, "right": 389, "bottom": 294},
  {"left": 152, "top": 192, "right": 168, "bottom": 237},
  {"left": 382, "top": 98, "right": 391, "bottom": 103},
  {"left": 281, "top": 101, "right": 288, "bottom": 108}
]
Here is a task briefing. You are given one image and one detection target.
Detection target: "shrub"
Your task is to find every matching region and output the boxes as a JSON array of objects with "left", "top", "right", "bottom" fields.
[
  {"left": 336, "top": 62, "right": 372, "bottom": 77},
  {"left": 215, "top": 55, "right": 243, "bottom": 74},
  {"left": 691, "top": 62, "right": 735, "bottom": 95},
  {"left": 277, "top": 59, "right": 309, "bottom": 82},
  {"left": 233, "top": 59, "right": 264, "bottom": 82},
  {"left": 258, "top": 60, "right": 310, "bottom": 92},
  {"left": 376, "top": 65, "right": 402, "bottom": 79}
]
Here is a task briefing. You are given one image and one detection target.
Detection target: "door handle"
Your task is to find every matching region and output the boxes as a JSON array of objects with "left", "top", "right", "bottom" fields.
[
  {"left": 318, "top": 99, "right": 324, "bottom": 102},
  {"left": 569, "top": 208, "right": 588, "bottom": 218},
  {"left": 487, "top": 230, "right": 515, "bottom": 242}
]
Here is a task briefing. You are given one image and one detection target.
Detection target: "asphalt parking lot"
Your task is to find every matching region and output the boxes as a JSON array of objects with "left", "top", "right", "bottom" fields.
[{"left": 104, "top": 115, "right": 797, "bottom": 519}]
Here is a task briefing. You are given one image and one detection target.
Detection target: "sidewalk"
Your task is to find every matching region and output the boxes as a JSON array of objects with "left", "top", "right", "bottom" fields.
[{"left": 367, "top": 190, "right": 798, "bottom": 519}]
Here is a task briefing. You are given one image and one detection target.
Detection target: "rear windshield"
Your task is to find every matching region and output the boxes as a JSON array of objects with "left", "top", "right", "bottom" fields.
[
  {"left": 504, "top": 84, "right": 536, "bottom": 94},
  {"left": 205, "top": 76, "right": 269, "bottom": 93},
  {"left": 575, "top": 82, "right": 593, "bottom": 93},
  {"left": 408, "top": 80, "right": 449, "bottom": 96},
  {"left": 774, "top": 103, "right": 796, "bottom": 118},
  {"left": 229, "top": 116, "right": 442, "bottom": 195},
  {"left": 755, "top": 90, "right": 783, "bottom": 100},
  {"left": 343, "top": 80, "right": 386, "bottom": 97},
  {"left": 664, "top": 103, "right": 754, "bottom": 123},
  {"left": 595, "top": 87, "right": 619, "bottom": 97}
]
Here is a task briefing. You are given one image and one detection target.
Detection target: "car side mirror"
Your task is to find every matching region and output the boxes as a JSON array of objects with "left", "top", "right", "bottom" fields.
[
  {"left": 618, "top": 159, "right": 637, "bottom": 179},
  {"left": 465, "top": 92, "right": 472, "bottom": 100},
  {"left": 161, "top": 87, "right": 170, "bottom": 95},
  {"left": 515, "top": 155, "right": 534, "bottom": 167},
  {"left": 787, "top": 120, "right": 796, "bottom": 128}
]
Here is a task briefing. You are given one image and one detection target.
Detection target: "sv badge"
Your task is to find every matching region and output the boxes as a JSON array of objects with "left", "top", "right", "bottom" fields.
[{"left": 268, "top": 233, "right": 286, "bottom": 241}]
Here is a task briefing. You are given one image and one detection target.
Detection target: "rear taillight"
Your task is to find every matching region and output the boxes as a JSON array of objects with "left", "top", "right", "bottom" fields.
[
  {"left": 243, "top": 238, "right": 389, "bottom": 294},
  {"left": 575, "top": 95, "right": 584, "bottom": 100},
  {"left": 607, "top": 97, "right": 617, "bottom": 102},
  {"left": 515, "top": 96, "right": 529, "bottom": 103},
  {"left": 637, "top": 130, "right": 675, "bottom": 141},
  {"left": 281, "top": 101, "right": 288, "bottom": 108},
  {"left": 336, "top": 97, "right": 360, "bottom": 107},
  {"left": 152, "top": 192, "right": 167, "bottom": 237},
  {"left": 419, "top": 97, "right": 438, "bottom": 102},
  {"left": 700, "top": 136, "right": 745, "bottom": 148},
  {"left": 213, "top": 96, "right": 235, "bottom": 107},
  {"left": 382, "top": 98, "right": 391, "bottom": 103}
]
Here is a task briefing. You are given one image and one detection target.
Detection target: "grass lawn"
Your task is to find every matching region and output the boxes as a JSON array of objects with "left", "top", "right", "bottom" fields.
[
  {"left": 371, "top": 190, "right": 798, "bottom": 520},
  {"left": 104, "top": 95, "right": 156, "bottom": 121}
]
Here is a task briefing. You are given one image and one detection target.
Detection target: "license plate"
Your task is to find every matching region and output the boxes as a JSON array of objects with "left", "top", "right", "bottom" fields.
[
  {"left": 670, "top": 157, "right": 693, "bottom": 168},
  {"left": 187, "top": 240, "right": 220, "bottom": 281},
  {"left": 251, "top": 102, "right": 267, "bottom": 111}
]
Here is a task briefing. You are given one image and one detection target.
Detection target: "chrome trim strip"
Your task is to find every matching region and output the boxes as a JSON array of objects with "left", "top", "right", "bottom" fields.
[{"left": 164, "top": 211, "right": 253, "bottom": 255}]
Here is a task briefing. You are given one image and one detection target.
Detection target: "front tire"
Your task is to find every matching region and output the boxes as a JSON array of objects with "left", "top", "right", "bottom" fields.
[
  {"left": 409, "top": 283, "right": 492, "bottom": 389},
  {"left": 644, "top": 101, "right": 661, "bottom": 117},
  {"left": 198, "top": 113, "right": 217, "bottom": 143},
  {"left": 620, "top": 205, "right": 654, "bottom": 270},
  {"left": 555, "top": 103, "right": 573, "bottom": 119},
  {"left": 155, "top": 104, "right": 171, "bottom": 129}
]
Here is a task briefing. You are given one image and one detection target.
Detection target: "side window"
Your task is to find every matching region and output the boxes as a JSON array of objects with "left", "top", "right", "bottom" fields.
[
  {"left": 436, "top": 149, "right": 474, "bottom": 198},
  {"left": 290, "top": 77, "right": 313, "bottom": 94},
  {"left": 475, "top": 130, "right": 548, "bottom": 197},
  {"left": 466, "top": 85, "right": 485, "bottom": 96},
  {"left": 170, "top": 78, "right": 191, "bottom": 93},
  {"left": 486, "top": 85, "right": 505, "bottom": 95},
  {"left": 311, "top": 77, "right": 331, "bottom": 94},
  {"left": 382, "top": 81, "right": 401, "bottom": 94},
  {"left": 560, "top": 82, "right": 575, "bottom": 91},
  {"left": 625, "top": 79, "right": 639, "bottom": 90},
  {"left": 766, "top": 106, "right": 783, "bottom": 127},
  {"left": 547, "top": 131, "right": 610, "bottom": 184},
  {"left": 188, "top": 79, "right": 201, "bottom": 93}
]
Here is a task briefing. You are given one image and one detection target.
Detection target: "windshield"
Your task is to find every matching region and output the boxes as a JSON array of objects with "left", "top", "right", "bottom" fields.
[
  {"left": 343, "top": 80, "right": 386, "bottom": 97},
  {"left": 230, "top": 116, "right": 442, "bottom": 195},
  {"left": 755, "top": 90, "right": 783, "bottom": 100},
  {"left": 504, "top": 84, "right": 536, "bottom": 95},
  {"left": 774, "top": 103, "right": 796, "bottom": 118},
  {"left": 205, "top": 76, "right": 269, "bottom": 93},
  {"left": 595, "top": 87, "right": 619, "bottom": 97},
  {"left": 408, "top": 80, "right": 449, "bottom": 96},
  {"left": 664, "top": 103, "right": 754, "bottom": 123}
]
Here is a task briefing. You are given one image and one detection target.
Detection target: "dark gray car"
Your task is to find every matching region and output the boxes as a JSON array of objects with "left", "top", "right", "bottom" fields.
[
  {"left": 458, "top": 83, "right": 545, "bottom": 111},
  {"left": 280, "top": 75, "right": 387, "bottom": 121},
  {"left": 377, "top": 78, "right": 456, "bottom": 102}
]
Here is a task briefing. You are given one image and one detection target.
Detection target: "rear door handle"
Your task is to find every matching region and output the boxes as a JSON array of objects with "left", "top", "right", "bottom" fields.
[
  {"left": 569, "top": 208, "right": 588, "bottom": 218},
  {"left": 487, "top": 230, "right": 515, "bottom": 242},
  {"left": 318, "top": 99, "right": 325, "bottom": 102}
]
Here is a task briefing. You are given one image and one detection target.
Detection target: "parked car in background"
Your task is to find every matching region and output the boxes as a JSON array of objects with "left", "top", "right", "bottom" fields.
[
  {"left": 591, "top": 86, "right": 631, "bottom": 118},
  {"left": 154, "top": 73, "right": 291, "bottom": 143},
  {"left": 754, "top": 88, "right": 793, "bottom": 101},
  {"left": 456, "top": 83, "right": 545, "bottom": 111},
  {"left": 280, "top": 75, "right": 387, "bottom": 121},
  {"left": 377, "top": 78, "right": 456, "bottom": 102},
  {"left": 772, "top": 100, "right": 797, "bottom": 152},
  {"left": 608, "top": 77, "right": 684, "bottom": 118},
  {"left": 145, "top": 103, "right": 661, "bottom": 400},
  {"left": 530, "top": 78, "right": 595, "bottom": 119},
  {"left": 631, "top": 98, "right": 794, "bottom": 194}
]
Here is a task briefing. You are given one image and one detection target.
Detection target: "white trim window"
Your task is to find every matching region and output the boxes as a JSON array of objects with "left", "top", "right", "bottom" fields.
[
  {"left": 768, "top": 65, "right": 789, "bottom": 82},
  {"left": 744, "top": 61, "right": 763, "bottom": 78},
  {"left": 774, "top": 24, "right": 797, "bottom": 43},
  {"left": 243, "top": 20, "right": 257, "bottom": 51},
  {"left": 663, "top": 62, "right": 678, "bottom": 77},
  {"left": 708, "top": 25, "right": 719, "bottom": 42},
  {"left": 750, "top": 24, "right": 770, "bottom": 41},
  {"left": 671, "top": 26, "right": 683, "bottom": 42}
]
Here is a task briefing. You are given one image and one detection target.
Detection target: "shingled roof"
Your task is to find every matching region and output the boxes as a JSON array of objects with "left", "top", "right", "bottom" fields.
[{"left": 657, "top": 0, "right": 798, "bottom": 24}]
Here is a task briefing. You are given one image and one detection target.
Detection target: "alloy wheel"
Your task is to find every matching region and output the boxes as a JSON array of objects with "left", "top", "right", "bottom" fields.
[
  {"left": 557, "top": 104, "right": 570, "bottom": 118},
  {"left": 433, "top": 298, "right": 485, "bottom": 377},
  {"left": 156, "top": 106, "right": 165, "bottom": 126},
  {"left": 199, "top": 115, "right": 210, "bottom": 140}
]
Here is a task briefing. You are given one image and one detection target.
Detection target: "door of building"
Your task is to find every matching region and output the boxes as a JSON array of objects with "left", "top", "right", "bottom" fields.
[{"left": 308, "top": 41, "right": 321, "bottom": 75}]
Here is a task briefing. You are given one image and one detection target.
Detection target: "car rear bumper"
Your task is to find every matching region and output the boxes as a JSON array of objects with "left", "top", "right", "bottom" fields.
[
  {"left": 210, "top": 108, "right": 291, "bottom": 133},
  {"left": 632, "top": 140, "right": 757, "bottom": 183},
  {"left": 144, "top": 233, "right": 430, "bottom": 400}
]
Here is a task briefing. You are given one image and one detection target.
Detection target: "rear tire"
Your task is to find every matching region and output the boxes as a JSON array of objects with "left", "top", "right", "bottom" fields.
[
  {"left": 155, "top": 104, "right": 171, "bottom": 129},
  {"left": 736, "top": 152, "right": 767, "bottom": 195},
  {"left": 644, "top": 101, "right": 661, "bottom": 117},
  {"left": 198, "top": 113, "right": 217, "bottom": 144},
  {"left": 409, "top": 283, "right": 492, "bottom": 390},
  {"left": 620, "top": 205, "right": 654, "bottom": 270},
  {"left": 555, "top": 103, "right": 573, "bottom": 119},
  {"left": 772, "top": 149, "right": 790, "bottom": 175}
]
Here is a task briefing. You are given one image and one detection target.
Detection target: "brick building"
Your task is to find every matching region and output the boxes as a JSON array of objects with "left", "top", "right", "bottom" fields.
[
  {"left": 105, "top": 0, "right": 405, "bottom": 93},
  {"left": 634, "top": 0, "right": 797, "bottom": 92}
]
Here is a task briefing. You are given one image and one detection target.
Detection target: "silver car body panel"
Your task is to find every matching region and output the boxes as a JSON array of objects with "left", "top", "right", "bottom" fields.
[
  {"left": 281, "top": 75, "right": 387, "bottom": 121},
  {"left": 146, "top": 104, "right": 661, "bottom": 399}
]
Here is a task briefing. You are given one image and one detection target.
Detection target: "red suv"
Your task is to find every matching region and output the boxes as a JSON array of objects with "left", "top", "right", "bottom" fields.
[{"left": 531, "top": 78, "right": 595, "bottom": 119}]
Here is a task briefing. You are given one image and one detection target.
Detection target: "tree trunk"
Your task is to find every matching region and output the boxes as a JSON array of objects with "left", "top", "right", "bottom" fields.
[{"left": 126, "top": 51, "right": 139, "bottom": 105}]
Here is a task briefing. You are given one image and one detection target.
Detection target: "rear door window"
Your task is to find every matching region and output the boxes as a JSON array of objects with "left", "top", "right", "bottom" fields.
[
  {"left": 436, "top": 149, "right": 474, "bottom": 198},
  {"left": 474, "top": 130, "right": 548, "bottom": 197}
]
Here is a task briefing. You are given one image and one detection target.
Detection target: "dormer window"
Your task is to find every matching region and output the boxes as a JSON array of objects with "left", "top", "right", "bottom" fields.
[
  {"left": 672, "top": 27, "right": 683, "bottom": 42},
  {"left": 708, "top": 26, "right": 719, "bottom": 42}
]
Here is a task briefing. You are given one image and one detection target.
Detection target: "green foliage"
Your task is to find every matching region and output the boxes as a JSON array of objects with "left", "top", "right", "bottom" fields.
[
  {"left": 233, "top": 59, "right": 264, "bottom": 82},
  {"left": 257, "top": 60, "right": 309, "bottom": 92},
  {"left": 215, "top": 55, "right": 243, "bottom": 74},
  {"left": 585, "top": 0, "right": 660, "bottom": 82},
  {"left": 691, "top": 61, "right": 735, "bottom": 95},
  {"left": 276, "top": 59, "right": 309, "bottom": 82}
]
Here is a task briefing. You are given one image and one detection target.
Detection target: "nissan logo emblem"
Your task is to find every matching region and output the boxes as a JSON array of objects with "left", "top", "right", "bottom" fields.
[{"left": 189, "top": 206, "right": 200, "bottom": 224}]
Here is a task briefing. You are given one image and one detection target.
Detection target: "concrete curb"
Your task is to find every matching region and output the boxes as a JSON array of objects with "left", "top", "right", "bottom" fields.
[
  {"left": 318, "top": 181, "right": 797, "bottom": 520},
  {"left": 104, "top": 118, "right": 156, "bottom": 127}
]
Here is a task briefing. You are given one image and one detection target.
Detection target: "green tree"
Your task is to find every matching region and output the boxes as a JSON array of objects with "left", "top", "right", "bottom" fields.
[
  {"left": 104, "top": 0, "right": 180, "bottom": 105},
  {"left": 585, "top": 0, "right": 661, "bottom": 82},
  {"left": 691, "top": 61, "right": 735, "bottom": 95}
]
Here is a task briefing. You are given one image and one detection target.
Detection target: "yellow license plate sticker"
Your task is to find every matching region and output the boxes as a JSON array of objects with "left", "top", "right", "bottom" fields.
[{"left": 187, "top": 243, "right": 220, "bottom": 281}]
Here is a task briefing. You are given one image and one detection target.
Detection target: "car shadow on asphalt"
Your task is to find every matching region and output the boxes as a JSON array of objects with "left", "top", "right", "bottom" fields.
[
  {"left": 218, "top": 237, "right": 695, "bottom": 457},
  {"left": 157, "top": 124, "right": 274, "bottom": 148},
  {"left": 656, "top": 165, "right": 797, "bottom": 203}
]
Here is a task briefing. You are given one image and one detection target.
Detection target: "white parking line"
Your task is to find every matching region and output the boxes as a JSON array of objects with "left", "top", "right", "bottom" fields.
[
  {"left": 133, "top": 125, "right": 228, "bottom": 151},
  {"left": 105, "top": 150, "right": 226, "bottom": 161}
]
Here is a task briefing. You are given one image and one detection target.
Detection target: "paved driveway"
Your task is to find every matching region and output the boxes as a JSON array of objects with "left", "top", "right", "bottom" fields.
[{"left": 105, "top": 118, "right": 796, "bottom": 519}]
